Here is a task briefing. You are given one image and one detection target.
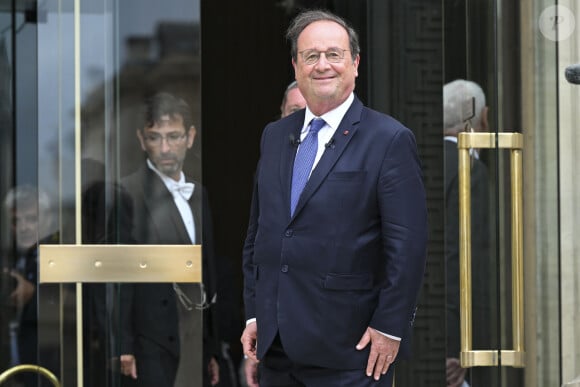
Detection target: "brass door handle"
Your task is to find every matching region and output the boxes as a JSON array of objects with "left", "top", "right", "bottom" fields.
[
  {"left": 457, "top": 132, "right": 525, "bottom": 368},
  {"left": 0, "top": 364, "right": 61, "bottom": 386}
]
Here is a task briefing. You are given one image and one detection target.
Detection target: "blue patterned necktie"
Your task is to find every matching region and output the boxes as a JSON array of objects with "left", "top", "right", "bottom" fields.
[{"left": 290, "top": 118, "right": 326, "bottom": 215}]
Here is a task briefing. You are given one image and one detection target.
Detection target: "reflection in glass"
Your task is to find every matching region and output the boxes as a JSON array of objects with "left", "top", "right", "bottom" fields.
[
  {"left": 443, "top": 80, "right": 495, "bottom": 387},
  {"left": 117, "top": 92, "right": 216, "bottom": 387}
]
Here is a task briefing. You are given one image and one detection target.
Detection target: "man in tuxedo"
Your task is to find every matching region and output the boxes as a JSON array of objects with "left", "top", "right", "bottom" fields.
[
  {"left": 119, "top": 92, "right": 219, "bottom": 387},
  {"left": 443, "top": 79, "right": 492, "bottom": 387},
  {"left": 240, "top": 9, "right": 428, "bottom": 387}
]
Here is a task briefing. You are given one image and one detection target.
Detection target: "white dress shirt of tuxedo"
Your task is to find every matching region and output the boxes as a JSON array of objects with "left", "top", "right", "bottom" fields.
[{"left": 146, "top": 159, "right": 196, "bottom": 244}]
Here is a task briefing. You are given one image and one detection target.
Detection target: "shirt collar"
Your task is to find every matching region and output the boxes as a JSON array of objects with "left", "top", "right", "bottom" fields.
[
  {"left": 146, "top": 159, "right": 193, "bottom": 190},
  {"left": 302, "top": 93, "right": 354, "bottom": 133},
  {"left": 444, "top": 136, "right": 479, "bottom": 159}
]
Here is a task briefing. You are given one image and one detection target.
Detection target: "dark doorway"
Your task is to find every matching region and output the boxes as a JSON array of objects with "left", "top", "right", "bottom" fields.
[{"left": 201, "top": 1, "right": 445, "bottom": 385}]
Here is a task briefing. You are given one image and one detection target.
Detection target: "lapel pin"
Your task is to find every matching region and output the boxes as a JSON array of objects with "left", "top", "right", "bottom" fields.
[{"left": 343, "top": 130, "right": 349, "bottom": 135}]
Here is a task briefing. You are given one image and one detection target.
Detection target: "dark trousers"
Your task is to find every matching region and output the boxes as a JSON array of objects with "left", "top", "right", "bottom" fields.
[{"left": 259, "top": 335, "right": 394, "bottom": 387}]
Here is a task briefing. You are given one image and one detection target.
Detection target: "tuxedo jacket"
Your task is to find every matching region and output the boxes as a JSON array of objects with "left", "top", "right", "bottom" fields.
[
  {"left": 242, "top": 96, "right": 429, "bottom": 370},
  {"left": 119, "top": 165, "right": 218, "bottom": 383}
]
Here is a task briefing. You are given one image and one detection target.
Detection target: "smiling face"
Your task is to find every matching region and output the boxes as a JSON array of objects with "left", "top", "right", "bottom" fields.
[
  {"left": 137, "top": 114, "right": 196, "bottom": 181},
  {"left": 292, "top": 20, "right": 359, "bottom": 116}
]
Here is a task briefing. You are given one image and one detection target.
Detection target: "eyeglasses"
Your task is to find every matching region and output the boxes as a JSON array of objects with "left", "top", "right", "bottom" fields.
[
  {"left": 143, "top": 132, "right": 187, "bottom": 147},
  {"left": 298, "top": 48, "right": 349, "bottom": 65}
]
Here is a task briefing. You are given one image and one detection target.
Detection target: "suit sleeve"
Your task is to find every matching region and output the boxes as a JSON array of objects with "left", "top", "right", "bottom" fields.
[
  {"left": 371, "top": 127, "right": 428, "bottom": 338},
  {"left": 242, "top": 124, "right": 271, "bottom": 321}
]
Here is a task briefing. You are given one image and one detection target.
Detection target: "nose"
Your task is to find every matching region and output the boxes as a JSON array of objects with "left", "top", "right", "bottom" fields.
[
  {"left": 159, "top": 137, "right": 172, "bottom": 151},
  {"left": 314, "top": 53, "right": 331, "bottom": 69}
]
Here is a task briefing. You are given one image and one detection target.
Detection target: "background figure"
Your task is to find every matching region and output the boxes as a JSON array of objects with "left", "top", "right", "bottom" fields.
[
  {"left": 443, "top": 79, "right": 492, "bottom": 387},
  {"left": 0, "top": 185, "right": 58, "bottom": 386},
  {"left": 81, "top": 158, "right": 136, "bottom": 387},
  {"left": 241, "top": 9, "right": 428, "bottom": 387},
  {"left": 279, "top": 81, "right": 307, "bottom": 118},
  {"left": 240, "top": 81, "right": 307, "bottom": 387},
  {"left": 119, "top": 92, "right": 220, "bottom": 387}
]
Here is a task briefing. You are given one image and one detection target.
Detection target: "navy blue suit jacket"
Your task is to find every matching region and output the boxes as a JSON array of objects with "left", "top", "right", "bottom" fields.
[{"left": 242, "top": 96, "right": 428, "bottom": 370}]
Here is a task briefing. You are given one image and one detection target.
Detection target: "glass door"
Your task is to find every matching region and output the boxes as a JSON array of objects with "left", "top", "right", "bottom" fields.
[
  {"left": 443, "top": 1, "right": 528, "bottom": 386},
  {"left": 0, "top": 0, "right": 206, "bottom": 386}
]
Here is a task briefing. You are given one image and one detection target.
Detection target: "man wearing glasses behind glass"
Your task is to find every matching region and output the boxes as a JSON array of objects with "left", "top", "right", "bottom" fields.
[
  {"left": 119, "top": 92, "right": 220, "bottom": 387},
  {"left": 241, "top": 9, "right": 428, "bottom": 387}
]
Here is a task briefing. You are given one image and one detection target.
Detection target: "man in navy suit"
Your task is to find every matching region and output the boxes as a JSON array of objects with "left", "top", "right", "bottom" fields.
[{"left": 240, "top": 9, "right": 428, "bottom": 387}]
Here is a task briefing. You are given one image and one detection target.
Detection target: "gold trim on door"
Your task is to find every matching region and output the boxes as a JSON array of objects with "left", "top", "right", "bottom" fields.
[
  {"left": 457, "top": 132, "right": 525, "bottom": 368},
  {"left": 39, "top": 244, "right": 202, "bottom": 283}
]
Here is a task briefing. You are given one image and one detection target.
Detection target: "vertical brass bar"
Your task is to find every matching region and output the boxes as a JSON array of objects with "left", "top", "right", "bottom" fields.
[
  {"left": 56, "top": 0, "right": 65, "bottom": 379},
  {"left": 511, "top": 149, "right": 525, "bottom": 353},
  {"left": 74, "top": 0, "right": 83, "bottom": 385},
  {"left": 459, "top": 147, "right": 473, "bottom": 354}
]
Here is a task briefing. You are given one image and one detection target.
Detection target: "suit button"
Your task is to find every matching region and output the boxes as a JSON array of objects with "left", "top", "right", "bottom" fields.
[
  {"left": 168, "top": 336, "right": 175, "bottom": 342},
  {"left": 285, "top": 229, "right": 293, "bottom": 237},
  {"left": 162, "top": 299, "right": 168, "bottom": 306},
  {"left": 281, "top": 265, "right": 289, "bottom": 273}
]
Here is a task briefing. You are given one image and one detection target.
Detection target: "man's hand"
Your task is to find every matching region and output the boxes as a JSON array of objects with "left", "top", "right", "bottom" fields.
[
  {"left": 240, "top": 321, "right": 259, "bottom": 362},
  {"left": 208, "top": 356, "right": 220, "bottom": 386},
  {"left": 243, "top": 357, "right": 259, "bottom": 387},
  {"left": 356, "top": 327, "right": 400, "bottom": 381},
  {"left": 8, "top": 270, "right": 35, "bottom": 308},
  {"left": 446, "top": 357, "right": 467, "bottom": 387},
  {"left": 120, "top": 354, "right": 137, "bottom": 379}
]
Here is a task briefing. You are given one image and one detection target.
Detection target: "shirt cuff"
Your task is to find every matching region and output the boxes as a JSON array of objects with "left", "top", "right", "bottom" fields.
[
  {"left": 375, "top": 329, "right": 401, "bottom": 341},
  {"left": 246, "top": 318, "right": 256, "bottom": 326}
]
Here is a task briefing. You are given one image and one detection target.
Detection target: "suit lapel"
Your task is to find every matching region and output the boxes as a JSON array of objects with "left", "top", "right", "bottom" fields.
[
  {"left": 141, "top": 167, "right": 192, "bottom": 244},
  {"left": 291, "top": 98, "right": 363, "bottom": 219}
]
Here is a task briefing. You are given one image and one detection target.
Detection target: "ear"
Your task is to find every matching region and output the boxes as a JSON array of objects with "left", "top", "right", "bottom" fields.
[
  {"left": 292, "top": 57, "right": 298, "bottom": 77},
  {"left": 136, "top": 129, "right": 147, "bottom": 151},
  {"left": 187, "top": 126, "right": 197, "bottom": 148},
  {"left": 353, "top": 54, "right": 360, "bottom": 77},
  {"left": 479, "top": 106, "right": 489, "bottom": 132}
]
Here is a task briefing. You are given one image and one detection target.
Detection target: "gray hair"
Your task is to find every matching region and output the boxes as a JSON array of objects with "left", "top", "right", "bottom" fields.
[
  {"left": 286, "top": 9, "right": 360, "bottom": 62},
  {"left": 4, "top": 185, "right": 51, "bottom": 216},
  {"left": 443, "top": 79, "right": 486, "bottom": 135},
  {"left": 3, "top": 185, "right": 54, "bottom": 240},
  {"left": 280, "top": 81, "right": 299, "bottom": 110}
]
